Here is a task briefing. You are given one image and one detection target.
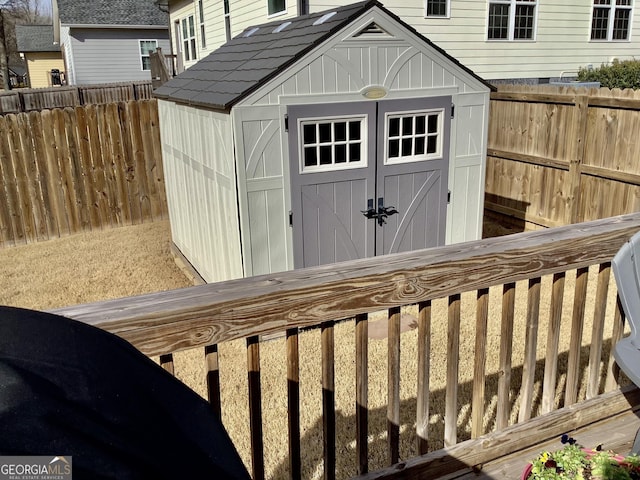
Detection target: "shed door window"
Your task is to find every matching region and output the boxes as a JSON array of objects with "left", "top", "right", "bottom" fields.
[
  {"left": 385, "top": 110, "right": 443, "bottom": 164},
  {"left": 299, "top": 116, "right": 367, "bottom": 172}
]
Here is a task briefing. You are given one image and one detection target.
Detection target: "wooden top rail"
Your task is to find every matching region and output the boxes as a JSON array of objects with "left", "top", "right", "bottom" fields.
[
  {"left": 491, "top": 89, "right": 640, "bottom": 110},
  {"left": 52, "top": 213, "right": 640, "bottom": 357}
]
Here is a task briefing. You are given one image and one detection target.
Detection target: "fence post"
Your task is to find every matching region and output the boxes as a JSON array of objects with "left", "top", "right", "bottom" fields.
[{"left": 566, "top": 95, "right": 589, "bottom": 225}]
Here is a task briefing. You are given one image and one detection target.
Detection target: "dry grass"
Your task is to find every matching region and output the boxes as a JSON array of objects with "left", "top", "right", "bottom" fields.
[
  {"left": 0, "top": 221, "right": 623, "bottom": 479},
  {"left": 0, "top": 221, "right": 192, "bottom": 309}
]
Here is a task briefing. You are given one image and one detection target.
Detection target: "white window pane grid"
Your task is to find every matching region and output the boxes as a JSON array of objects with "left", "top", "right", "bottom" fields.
[
  {"left": 591, "top": 0, "right": 633, "bottom": 40},
  {"left": 385, "top": 111, "right": 442, "bottom": 165},
  {"left": 426, "top": 0, "right": 448, "bottom": 17},
  {"left": 488, "top": 0, "right": 537, "bottom": 40},
  {"left": 514, "top": 4, "right": 535, "bottom": 39},
  {"left": 488, "top": 3, "right": 510, "bottom": 39},
  {"left": 182, "top": 15, "right": 197, "bottom": 61},
  {"left": 613, "top": 7, "right": 631, "bottom": 38},
  {"left": 299, "top": 117, "right": 367, "bottom": 173},
  {"left": 268, "top": 0, "right": 285, "bottom": 15},
  {"left": 139, "top": 40, "right": 157, "bottom": 71}
]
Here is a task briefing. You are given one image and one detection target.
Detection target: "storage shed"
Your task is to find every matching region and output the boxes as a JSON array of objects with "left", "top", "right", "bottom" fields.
[{"left": 154, "top": 0, "right": 493, "bottom": 283}]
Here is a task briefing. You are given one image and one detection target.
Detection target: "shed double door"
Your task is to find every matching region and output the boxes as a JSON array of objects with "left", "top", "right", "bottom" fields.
[{"left": 288, "top": 97, "right": 451, "bottom": 269}]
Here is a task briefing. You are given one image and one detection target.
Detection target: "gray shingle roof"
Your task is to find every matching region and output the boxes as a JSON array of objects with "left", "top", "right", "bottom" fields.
[
  {"left": 154, "top": 1, "right": 493, "bottom": 111},
  {"left": 15, "top": 25, "right": 60, "bottom": 52},
  {"left": 154, "top": 1, "right": 375, "bottom": 110},
  {"left": 57, "top": 0, "right": 168, "bottom": 26}
]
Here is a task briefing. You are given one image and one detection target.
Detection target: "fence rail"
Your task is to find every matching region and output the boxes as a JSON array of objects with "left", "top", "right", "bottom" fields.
[
  {"left": 0, "top": 81, "right": 154, "bottom": 114},
  {"left": 486, "top": 85, "right": 640, "bottom": 230},
  {"left": 53, "top": 213, "right": 640, "bottom": 479},
  {"left": 0, "top": 99, "right": 167, "bottom": 247}
]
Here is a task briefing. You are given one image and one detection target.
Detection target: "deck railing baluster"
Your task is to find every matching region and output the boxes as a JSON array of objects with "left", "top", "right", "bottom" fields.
[
  {"left": 355, "top": 314, "right": 369, "bottom": 474},
  {"left": 247, "top": 335, "right": 264, "bottom": 480},
  {"left": 471, "top": 289, "right": 489, "bottom": 439},
  {"left": 387, "top": 307, "right": 401, "bottom": 465},
  {"left": 444, "top": 294, "right": 461, "bottom": 447},
  {"left": 497, "top": 282, "right": 516, "bottom": 430},
  {"left": 286, "top": 328, "right": 301, "bottom": 479},
  {"left": 605, "top": 299, "right": 625, "bottom": 391},
  {"left": 587, "top": 263, "right": 611, "bottom": 399},
  {"left": 542, "top": 272, "right": 565, "bottom": 414},
  {"left": 416, "top": 301, "right": 432, "bottom": 453},
  {"left": 519, "top": 277, "right": 541, "bottom": 423},
  {"left": 565, "top": 267, "right": 589, "bottom": 406},
  {"left": 159, "top": 353, "right": 174, "bottom": 375},
  {"left": 204, "top": 344, "right": 221, "bottom": 418},
  {"left": 322, "top": 321, "right": 336, "bottom": 480}
]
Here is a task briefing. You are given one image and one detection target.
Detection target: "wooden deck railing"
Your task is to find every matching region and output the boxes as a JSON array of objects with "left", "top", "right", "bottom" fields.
[{"left": 52, "top": 213, "right": 640, "bottom": 479}]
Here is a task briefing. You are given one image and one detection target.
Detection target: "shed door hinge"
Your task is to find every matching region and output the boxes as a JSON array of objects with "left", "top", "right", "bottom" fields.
[
  {"left": 451, "top": 104, "right": 455, "bottom": 119},
  {"left": 447, "top": 190, "right": 451, "bottom": 203},
  {"left": 289, "top": 210, "right": 293, "bottom": 226},
  {"left": 284, "top": 114, "right": 289, "bottom": 132}
]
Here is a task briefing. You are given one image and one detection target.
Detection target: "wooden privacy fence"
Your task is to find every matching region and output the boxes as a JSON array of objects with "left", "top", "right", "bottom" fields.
[
  {"left": 0, "top": 81, "right": 154, "bottom": 114},
  {"left": 54, "top": 213, "right": 640, "bottom": 480},
  {"left": 0, "top": 99, "right": 167, "bottom": 247},
  {"left": 486, "top": 85, "right": 640, "bottom": 230}
]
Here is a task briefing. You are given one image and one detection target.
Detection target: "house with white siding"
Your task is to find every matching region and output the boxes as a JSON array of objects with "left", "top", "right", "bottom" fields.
[
  {"left": 52, "top": 0, "right": 171, "bottom": 85},
  {"left": 162, "top": 0, "right": 640, "bottom": 83}
]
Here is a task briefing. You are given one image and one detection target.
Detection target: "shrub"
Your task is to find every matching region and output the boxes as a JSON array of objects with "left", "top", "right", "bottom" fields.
[{"left": 578, "top": 59, "right": 640, "bottom": 89}]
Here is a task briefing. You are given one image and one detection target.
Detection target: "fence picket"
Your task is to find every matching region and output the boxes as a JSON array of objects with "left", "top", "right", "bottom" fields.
[{"left": 0, "top": 115, "right": 16, "bottom": 245}]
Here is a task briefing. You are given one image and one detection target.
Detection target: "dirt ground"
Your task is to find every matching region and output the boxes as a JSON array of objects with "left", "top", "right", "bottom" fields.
[{"left": 0, "top": 220, "right": 622, "bottom": 479}]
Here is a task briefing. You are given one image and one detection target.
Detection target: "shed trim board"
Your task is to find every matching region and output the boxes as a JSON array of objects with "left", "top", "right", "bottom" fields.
[{"left": 157, "top": 1, "right": 491, "bottom": 281}]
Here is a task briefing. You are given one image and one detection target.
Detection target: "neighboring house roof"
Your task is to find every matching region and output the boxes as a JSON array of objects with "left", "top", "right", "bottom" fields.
[
  {"left": 154, "top": 0, "right": 494, "bottom": 111},
  {"left": 10, "top": 65, "right": 28, "bottom": 77},
  {"left": 15, "top": 25, "right": 60, "bottom": 52},
  {"left": 56, "top": 0, "right": 168, "bottom": 27}
]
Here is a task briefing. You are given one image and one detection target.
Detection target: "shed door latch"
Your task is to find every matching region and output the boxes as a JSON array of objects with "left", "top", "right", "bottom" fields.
[{"left": 361, "top": 198, "right": 398, "bottom": 226}]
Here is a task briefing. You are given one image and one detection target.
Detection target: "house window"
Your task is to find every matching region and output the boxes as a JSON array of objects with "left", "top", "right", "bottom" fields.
[
  {"left": 487, "top": 0, "right": 537, "bottom": 40},
  {"left": 139, "top": 40, "right": 157, "bottom": 71},
  {"left": 181, "top": 15, "right": 197, "bottom": 61},
  {"left": 224, "top": 0, "right": 231, "bottom": 42},
  {"left": 591, "top": 0, "right": 633, "bottom": 40},
  {"left": 385, "top": 110, "right": 443, "bottom": 164},
  {"left": 426, "top": 0, "right": 448, "bottom": 17},
  {"left": 198, "top": 0, "right": 206, "bottom": 48},
  {"left": 268, "top": 0, "right": 285, "bottom": 16},
  {"left": 299, "top": 116, "right": 367, "bottom": 173}
]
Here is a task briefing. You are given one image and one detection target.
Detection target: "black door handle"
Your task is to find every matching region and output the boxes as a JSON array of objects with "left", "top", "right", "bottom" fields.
[{"left": 362, "top": 199, "right": 399, "bottom": 226}]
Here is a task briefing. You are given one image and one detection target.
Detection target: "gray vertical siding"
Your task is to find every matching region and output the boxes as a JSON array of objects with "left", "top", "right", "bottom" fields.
[{"left": 68, "top": 28, "right": 170, "bottom": 85}]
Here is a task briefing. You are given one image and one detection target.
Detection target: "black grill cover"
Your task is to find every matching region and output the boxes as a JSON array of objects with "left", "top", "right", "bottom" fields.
[{"left": 0, "top": 306, "right": 250, "bottom": 480}]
